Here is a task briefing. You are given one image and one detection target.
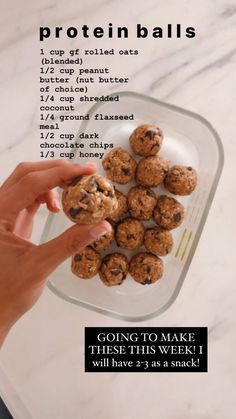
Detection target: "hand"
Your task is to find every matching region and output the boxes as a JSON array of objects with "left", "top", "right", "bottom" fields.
[{"left": 0, "top": 160, "right": 111, "bottom": 347}]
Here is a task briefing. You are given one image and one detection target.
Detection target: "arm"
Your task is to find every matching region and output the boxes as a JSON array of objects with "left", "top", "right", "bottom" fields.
[{"left": 0, "top": 160, "right": 111, "bottom": 347}]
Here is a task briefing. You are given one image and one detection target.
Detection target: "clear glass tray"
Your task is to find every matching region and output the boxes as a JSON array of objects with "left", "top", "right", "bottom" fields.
[{"left": 40, "top": 91, "right": 224, "bottom": 321}]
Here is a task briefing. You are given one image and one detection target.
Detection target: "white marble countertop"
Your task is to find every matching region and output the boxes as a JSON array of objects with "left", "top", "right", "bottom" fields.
[{"left": 1, "top": 0, "right": 236, "bottom": 418}]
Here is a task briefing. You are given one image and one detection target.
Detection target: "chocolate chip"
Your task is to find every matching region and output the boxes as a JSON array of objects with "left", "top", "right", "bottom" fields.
[
  {"left": 69, "top": 207, "right": 82, "bottom": 218},
  {"left": 122, "top": 167, "right": 130, "bottom": 175},
  {"left": 143, "top": 278, "right": 152, "bottom": 285},
  {"left": 151, "top": 141, "right": 159, "bottom": 149},
  {"left": 145, "top": 130, "right": 155, "bottom": 139},
  {"left": 146, "top": 190, "right": 153, "bottom": 197},
  {"left": 110, "top": 269, "right": 121, "bottom": 276},
  {"left": 108, "top": 191, "right": 114, "bottom": 198},
  {"left": 103, "top": 255, "right": 110, "bottom": 264},
  {"left": 67, "top": 176, "right": 82, "bottom": 186},
  {"left": 173, "top": 212, "right": 181, "bottom": 222},
  {"left": 146, "top": 266, "right": 151, "bottom": 273},
  {"left": 127, "top": 234, "right": 135, "bottom": 240},
  {"left": 74, "top": 254, "right": 82, "bottom": 262},
  {"left": 90, "top": 176, "right": 99, "bottom": 188},
  {"left": 187, "top": 167, "right": 193, "bottom": 171}
]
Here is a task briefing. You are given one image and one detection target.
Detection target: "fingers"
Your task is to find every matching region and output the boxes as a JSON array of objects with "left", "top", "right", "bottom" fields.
[
  {"left": 0, "top": 160, "right": 71, "bottom": 191},
  {"left": 45, "top": 190, "right": 61, "bottom": 212},
  {"left": 13, "top": 191, "right": 60, "bottom": 239},
  {"left": 13, "top": 207, "right": 38, "bottom": 239},
  {"left": 0, "top": 162, "right": 96, "bottom": 217},
  {"left": 37, "top": 190, "right": 61, "bottom": 212},
  {"left": 30, "top": 220, "right": 112, "bottom": 278}
]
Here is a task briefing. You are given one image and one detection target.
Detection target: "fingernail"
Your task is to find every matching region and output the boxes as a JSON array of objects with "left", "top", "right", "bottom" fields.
[
  {"left": 74, "top": 162, "right": 96, "bottom": 169},
  {"left": 89, "top": 222, "right": 111, "bottom": 239},
  {"left": 52, "top": 199, "right": 61, "bottom": 210}
]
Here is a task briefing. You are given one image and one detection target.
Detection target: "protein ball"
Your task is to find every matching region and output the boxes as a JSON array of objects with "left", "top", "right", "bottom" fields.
[
  {"left": 92, "top": 225, "right": 114, "bottom": 252},
  {"left": 71, "top": 246, "right": 102, "bottom": 279},
  {"left": 129, "top": 124, "right": 163, "bottom": 156},
  {"left": 129, "top": 252, "right": 164, "bottom": 285},
  {"left": 153, "top": 195, "right": 185, "bottom": 230},
  {"left": 144, "top": 226, "right": 173, "bottom": 256},
  {"left": 62, "top": 174, "right": 117, "bottom": 224},
  {"left": 116, "top": 217, "right": 145, "bottom": 250},
  {"left": 102, "top": 147, "right": 137, "bottom": 184},
  {"left": 127, "top": 186, "right": 157, "bottom": 220},
  {"left": 135, "top": 155, "right": 169, "bottom": 187},
  {"left": 108, "top": 188, "right": 128, "bottom": 223},
  {"left": 99, "top": 253, "right": 129, "bottom": 287},
  {"left": 164, "top": 165, "right": 197, "bottom": 195}
]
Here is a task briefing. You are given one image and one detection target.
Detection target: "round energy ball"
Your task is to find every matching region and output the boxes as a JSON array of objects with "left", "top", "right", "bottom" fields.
[
  {"left": 92, "top": 225, "right": 114, "bottom": 252},
  {"left": 102, "top": 147, "right": 137, "bottom": 184},
  {"left": 144, "top": 226, "right": 173, "bottom": 256},
  {"left": 164, "top": 165, "right": 197, "bottom": 195},
  {"left": 135, "top": 155, "right": 169, "bottom": 187},
  {"left": 71, "top": 246, "right": 102, "bottom": 279},
  {"left": 62, "top": 174, "right": 117, "bottom": 224},
  {"left": 129, "top": 123, "right": 163, "bottom": 156},
  {"left": 153, "top": 195, "right": 185, "bottom": 230},
  {"left": 99, "top": 253, "right": 129, "bottom": 287},
  {"left": 116, "top": 217, "right": 145, "bottom": 250},
  {"left": 127, "top": 186, "right": 157, "bottom": 220},
  {"left": 108, "top": 188, "right": 128, "bottom": 223},
  {"left": 129, "top": 252, "right": 164, "bottom": 285}
]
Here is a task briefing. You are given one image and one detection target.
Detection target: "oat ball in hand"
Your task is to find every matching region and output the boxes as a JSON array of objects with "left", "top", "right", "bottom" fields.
[
  {"left": 92, "top": 225, "right": 114, "bottom": 252},
  {"left": 164, "top": 165, "right": 197, "bottom": 195},
  {"left": 144, "top": 226, "right": 173, "bottom": 256},
  {"left": 71, "top": 246, "right": 102, "bottom": 279},
  {"left": 108, "top": 188, "right": 128, "bottom": 223},
  {"left": 129, "top": 124, "right": 163, "bottom": 157},
  {"left": 99, "top": 253, "right": 129, "bottom": 287},
  {"left": 135, "top": 155, "right": 169, "bottom": 187},
  {"left": 62, "top": 174, "right": 117, "bottom": 224},
  {"left": 116, "top": 217, "right": 145, "bottom": 250},
  {"left": 153, "top": 195, "right": 185, "bottom": 230},
  {"left": 102, "top": 147, "right": 137, "bottom": 184},
  {"left": 127, "top": 186, "right": 157, "bottom": 220},
  {"left": 129, "top": 252, "right": 164, "bottom": 285}
]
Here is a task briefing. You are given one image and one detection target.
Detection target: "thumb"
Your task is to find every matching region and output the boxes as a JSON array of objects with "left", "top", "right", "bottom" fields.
[{"left": 32, "top": 220, "right": 111, "bottom": 278}]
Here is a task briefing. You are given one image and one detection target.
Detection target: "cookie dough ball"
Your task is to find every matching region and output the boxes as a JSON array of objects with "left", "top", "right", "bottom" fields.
[
  {"left": 99, "top": 253, "right": 129, "bottom": 287},
  {"left": 135, "top": 155, "right": 169, "bottom": 187},
  {"left": 108, "top": 189, "right": 128, "bottom": 223},
  {"left": 127, "top": 186, "right": 157, "bottom": 220},
  {"left": 92, "top": 225, "right": 114, "bottom": 252},
  {"left": 129, "top": 124, "right": 163, "bottom": 157},
  {"left": 153, "top": 195, "right": 185, "bottom": 230},
  {"left": 116, "top": 217, "right": 145, "bottom": 250},
  {"left": 71, "top": 246, "right": 102, "bottom": 279},
  {"left": 129, "top": 252, "right": 164, "bottom": 285},
  {"left": 102, "top": 147, "right": 137, "bottom": 184},
  {"left": 62, "top": 174, "right": 117, "bottom": 224},
  {"left": 164, "top": 165, "right": 197, "bottom": 195},
  {"left": 144, "top": 226, "right": 173, "bottom": 256}
]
